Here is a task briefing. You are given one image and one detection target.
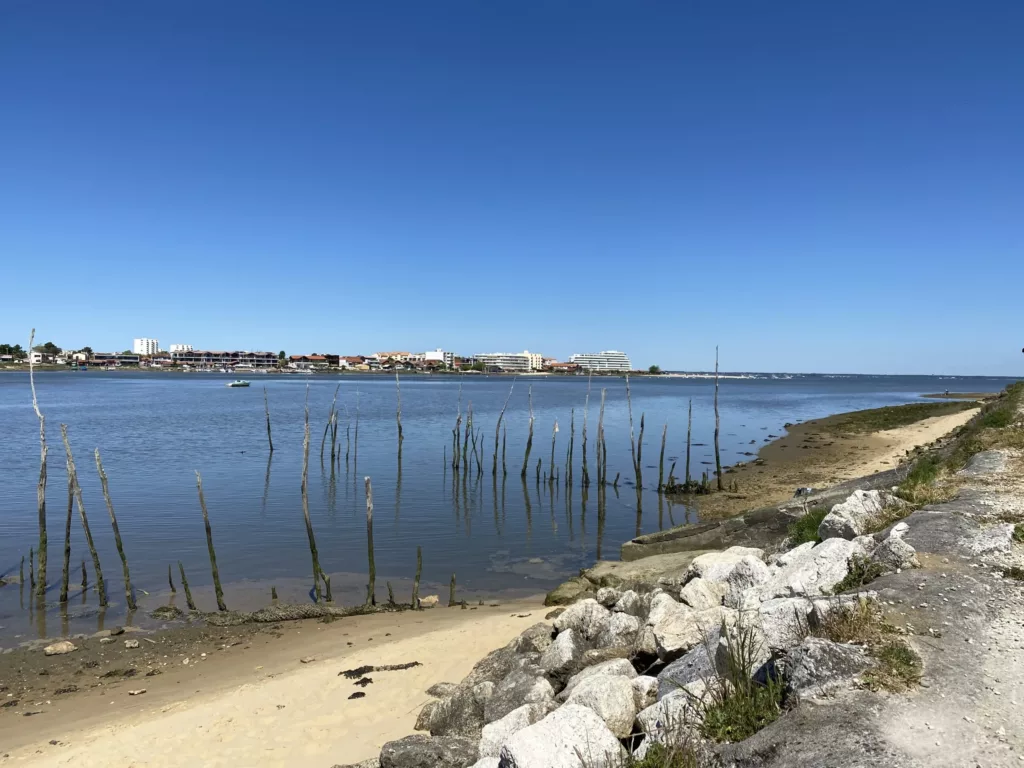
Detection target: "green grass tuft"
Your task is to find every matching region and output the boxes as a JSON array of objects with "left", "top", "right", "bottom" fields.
[
  {"left": 787, "top": 507, "right": 828, "bottom": 545},
  {"left": 830, "top": 555, "right": 887, "bottom": 594},
  {"left": 1013, "top": 524, "right": 1024, "bottom": 544},
  {"left": 821, "top": 400, "right": 977, "bottom": 436},
  {"left": 863, "top": 640, "right": 923, "bottom": 692},
  {"left": 1002, "top": 565, "right": 1024, "bottom": 581},
  {"left": 623, "top": 742, "right": 700, "bottom": 768}
]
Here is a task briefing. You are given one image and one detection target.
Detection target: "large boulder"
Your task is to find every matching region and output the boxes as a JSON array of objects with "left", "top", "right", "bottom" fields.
[
  {"left": 565, "top": 674, "right": 639, "bottom": 738},
  {"left": 513, "top": 623, "right": 555, "bottom": 654},
  {"left": 679, "top": 578, "right": 728, "bottom": 611},
  {"left": 379, "top": 734, "right": 478, "bottom": 768},
  {"left": 808, "top": 592, "right": 877, "bottom": 630},
  {"left": 415, "top": 681, "right": 495, "bottom": 737},
  {"left": 871, "top": 536, "right": 920, "bottom": 572},
  {"left": 595, "top": 587, "right": 622, "bottom": 608},
  {"left": 553, "top": 599, "right": 612, "bottom": 641},
  {"left": 655, "top": 623, "right": 723, "bottom": 699},
  {"left": 757, "top": 597, "right": 813, "bottom": 652},
  {"left": 478, "top": 702, "right": 556, "bottom": 758},
  {"left": 647, "top": 593, "right": 736, "bottom": 661},
  {"left": 499, "top": 704, "right": 626, "bottom": 767},
  {"left": 817, "top": 490, "right": 885, "bottom": 540},
  {"left": 632, "top": 676, "right": 659, "bottom": 710},
  {"left": 539, "top": 628, "right": 585, "bottom": 677},
  {"left": 687, "top": 547, "right": 766, "bottom": 583},
  {"left": 714, "top": 623, "right": 772, "bottom": 682},
  {"left": 545, "top": 577, "right": 595, "bottom": 606},
  {"left": 637, "top": 680, "right": 709, "bottom": 739},
  {"left": 484, "top": 664, "right": 555, "bottom": 724},
  {"left": 786, "top": 637, "right": 871, "bottom": 699},
  {"left": 720, "top": 557, "right": 774, "bottom": 607},
  {"left": 595, "top": 612, "right": 641, "bottom": 650},
  {"left": 774, "top": 541, "right": 815, "bottom": 568},
  {"left": 558, "top": 658, "right": 637, "bottom": 701},
  {"left": 612, "top": 590, "right": 644, "bottom": 617},
  {"left": 758, "top": 538, "right": 867, "bottom": 599}
]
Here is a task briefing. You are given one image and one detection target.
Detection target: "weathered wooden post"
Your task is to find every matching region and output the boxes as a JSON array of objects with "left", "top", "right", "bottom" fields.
[
  {"left": 412, "top": 545, "right": 422, "bottom": 609},
  {"left": 685, "top": 398, "right": 693, "bottom": 487},
  {"left": 195, "top": 471, "right": 227, "bottom": 611},
  {"left": 448, "top": 573, "right": 457, "bottom": 607},
  {"left": 581, "top": 378, "right": 591, "bottom": 487},
  {"left": 365, "top": 476, "right": 376, "bottom": 605},
  {"left": 714, "top": 346, "right": 723, "bottom": 491},
  {"left": 658, "top": 424, "right": 668, "bottom": 491},
  {"left": 549, "top": 419, "right": 558, "bottom": 485},
  {"left": 61, "top": 425, "right": 106, "bottom": 607},
  {"left": 301, "top": 402, "right": 323, "bottom": 603},
  {"left": 178, "top": 562, "right": 196, "bottom": 610},
  {"left": 168, "top": 564, "right": 176, "bottom": 593},
  {"left": 263, "top": 387, "right": 274, "bottom": 453},
  {"left": 395, "top": 373, "right": 404, "bottom": 457},
  {"left": 28, "top": 329, "right": 47, "bottom": 598},
  {"left": 95, "top": 449, "right": 136, "bottom": 610},
  {"left": 59, "top": 465, "right": 72, "bottom": 603},
  {"left": 520, "top": 385, "right": 534, "bottom": 479},
  {"left": 493, "top": 379, "right": 516, "bottom": 476}
]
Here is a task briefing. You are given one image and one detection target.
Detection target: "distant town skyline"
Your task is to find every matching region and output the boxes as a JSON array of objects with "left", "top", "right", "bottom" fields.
[{"left": 2, "top": 4, "right": 1022, "bottom": 376}]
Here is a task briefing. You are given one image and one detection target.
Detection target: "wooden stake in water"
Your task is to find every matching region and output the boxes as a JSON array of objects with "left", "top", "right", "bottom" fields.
[
  {"left": 448, "top": 573, "right": 457, "bottom": 607},
  {"left": 29, "top": 547, "right": 35, "bottom": 591},
  {"left": 493, "top": 379, "right": 516, "bottom": 476},
  {"left": 520, "top": 386, "right": 535, "bottom": 479},
  {"left": 387, "top": 581, "right": 396, "bottom": 606},
  {"left": 581, "top": 377, "right": 591, "bottom": 487},
  {"left": 81, "top": 559, "right": 87, "bottom": 589},
  {"left": 321, "top": 384, "right": 340, "bottom": 461},
  {"left": 364, "top": 476, "right": 376, "bottom": 605},
  {"left": 61, "top": 424, "right": 106, "bottom": 607},
  {"left": 596, "top": 389, "right": 607, "bottom": 486},
  {"left": 566, "top": 408, "right": 575, "bottom": 486},
  {"left": 178, "top": 561, "right": 196, "bottom": 610},
  {"left": 60, "top": 464, "right": 73, "bottom": 603},
  {"left": 412, "top": 545, "right": 422, "bottom": 608},
  {"left": 395, "top": 373, "right": 404, "bottom": 455},
  {"left": 29, "top": 329, "right": 47, "bottom": 598},
  {"left": 301, "top": 402, "right": 323, "bottom": 603},
  {"left": 168, "top": 564, "right": 176, "bottom": 593},
  {"left": 271, "top": 586, "right": 278, "bottom": 601},
  {"left": 263, "top": 387, "right": 274, "bottom": 453},
  {"left": 549, "top": 419, "right": 558, "bottom": 485},
  {"left": 502, "top": 424, "right": 508, "bottom": 476},
  {"left": 195, "top": 471, "right": 227, "bottom": 611},
  {"left": 95, "top": 449, "right": 136, "bottom": 610},
  {"left": 626, "top": 374, "right": 638, "bottom": 482},
  {"left": 714, "top": 346, "right": 723, "bottom": 491},
  {"left": 685, "top": 398, "right": 693, "bottom": 487},
  {"left": 658, "top": 423, "right": 668, "bottom": 491}
]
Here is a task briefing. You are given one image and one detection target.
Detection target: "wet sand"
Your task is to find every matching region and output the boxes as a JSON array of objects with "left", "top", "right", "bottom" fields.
[
  {"left": 0, "top": 598, "right": 544, "bottom": 766},
  {"left": 685, "top": 406, "right": 980, "bottom": 520}
]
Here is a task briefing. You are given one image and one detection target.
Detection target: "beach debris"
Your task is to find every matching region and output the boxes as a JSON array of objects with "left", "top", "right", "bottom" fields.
[
  {"left": 124, "top": 639, "right": 140, "bottom": 649},
  {"left": 145, "top": 669, "right": 162, "bottom": 677},
  {"left": 420, "top": 594, "right": 439, "bottom": 608},
  {"left": 53, "top": 685, "right": 78, "bottom": 695},
  {"left": 128, "top": 689, "right": 147, "bottom": 696},
  {"left": 340, "top": 662, "right": 421, "bottom": 679},
  {"left": 151, "top": 605, "right": 184, "bottom": 621},
  {"left": 348, "top": 691, "right": 366, "bottom": 699},
  {"left": 43, "top": 641, "right": 77, "bottom": 656},
  {"left": 354, "top": 677, "right": 373, "bottom": 687},
  {"left": 99, "top": 637, "right": 114, "bottom": 644},
  {"left": 110, "top": 626, "right": 125, "bottom": 636},
  {"left": 300, "top": 656, "right": 316, "bottom": 664}
]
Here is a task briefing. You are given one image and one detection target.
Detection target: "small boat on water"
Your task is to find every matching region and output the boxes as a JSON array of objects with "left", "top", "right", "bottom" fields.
[{"left": 226, "top": 380, "right": 251, "bottom": 388}]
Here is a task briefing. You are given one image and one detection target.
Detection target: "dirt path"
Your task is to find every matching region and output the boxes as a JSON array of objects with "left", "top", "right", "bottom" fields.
[{"left": 0, "top": 599, "right": 544, "bottom": 767}]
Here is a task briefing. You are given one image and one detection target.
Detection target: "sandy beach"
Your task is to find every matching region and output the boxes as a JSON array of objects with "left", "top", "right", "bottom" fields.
[{"left": 0, "top": 599, "right": 544, "bottom": 767}]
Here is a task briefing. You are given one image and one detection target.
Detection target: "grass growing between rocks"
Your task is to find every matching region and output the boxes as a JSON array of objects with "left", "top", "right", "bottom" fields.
[
  {"left": 1013, "top": 524, "right": 1024, "bottom": 544},
  {"left": 787, "top": 507, "right": 828, "bottom": 545},
  {"left": 1002, "top": 566, "right": 1024, "bottom": 582},
  {"left": 945, "top": 382, "right": 1024, "bottom": 471},
  {"left": 830, "top": 555, "right": 887, "bottom": 594},
  {"left": 810, "top": 598, "right": 922, "bottom": 693},
  {"left": 697, "top": 625, "right": 785, "bottom": 743},
  {"left": 620, "top": 742, "right": 701, "bottom": 768}
]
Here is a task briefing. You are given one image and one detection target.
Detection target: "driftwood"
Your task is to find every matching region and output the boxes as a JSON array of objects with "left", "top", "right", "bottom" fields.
[
  {"left": 95, "top": 449, "right": 136, "bottom": 610},
  {"left": 195, "top": 471, "right": 227, "bottom": 611},
  {"left": 205, "top": 601, "right": 412, "bottom": 627},
  {"left": 61, "top": 425, "right": 106, "bottom": 606},
  {"left": 29, "top": 329, "right": 47, "bottom": 598}
]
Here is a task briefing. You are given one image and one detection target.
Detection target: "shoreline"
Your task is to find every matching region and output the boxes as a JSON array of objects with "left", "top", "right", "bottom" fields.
[{"left": 0, "top": 597, "right": 545, "bottom": 765}]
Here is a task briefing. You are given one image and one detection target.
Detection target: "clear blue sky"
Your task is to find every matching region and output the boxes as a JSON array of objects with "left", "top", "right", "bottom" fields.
[{"left": 2, "top": 2, "right": 1022, "bottom": 374}]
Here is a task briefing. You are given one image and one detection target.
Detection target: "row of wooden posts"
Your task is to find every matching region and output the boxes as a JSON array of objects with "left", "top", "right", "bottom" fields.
[{"left": 24, "top": 326, "right": 723, "bottom": 612}]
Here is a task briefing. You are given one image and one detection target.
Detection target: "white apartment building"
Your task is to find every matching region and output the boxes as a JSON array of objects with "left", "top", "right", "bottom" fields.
[
  {"left": 169, "top": 344, "right": 193, "bottom": 354},
  {"left": 569, "top": 350, "right": 632, "bottom": 372},
  {"left": 422, "top": 348, "right": 455, "bottom": 367},
  {"left": 474, "top": 350, "right": 543, "bottom": 372},
  {"left": 133, "top": 338, "right": 160, "bottom": 355}
]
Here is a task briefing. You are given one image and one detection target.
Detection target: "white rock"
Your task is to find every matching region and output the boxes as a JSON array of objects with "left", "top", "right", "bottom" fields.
[
  {"left": 43, "top": 641, "right": 77, "bottom": 656},
  {"left": 679, "top": 578, "right": 728, "bottom": 610},
  {"left": 485, "top": 668, "right": 555, "bottom": 724},
  {"left": 632, "top": 675, "right": 659, "bottom": 710},
  {"left": 872, "top": 536, "right": 920, "bottom": 571},
  {"left": 419, "top": 594, "right": 439, "bottom": 608},
  {"left": 499, "top": 704, "right": 626, "bottom": 767},
  {"left": 636, "top": 680, "right": 709, "bottom": 738},
  {"left": 566, "top": 674, "right": 638, "bottom": 738},
  {"left": 611, "top": 590, "right": 643, "bottom": 616},
  {"left": 649, "top": 596, "right": 737, "bottom": 661},
  {"left": 817, "top": 490, "right": 885, "bottom": 540},
  {"left": 687, "top": 548, "right": 764, "bottom": 583},
  {"left": 757, "top": 597, "right": 813, "bottom": 652},
  {"left": 853, "top": 535, "right": 878, "bottom": 556},
  {"left": 479, "top": 702, "right": 555, "bottom": 757},
  {"left": 714, "top": 623, "right": 771, "bottom": 680},
  {"left": 774, "top": 540, "right": 816, "bottom": 568},
  {"left": 759, "top": 538, "right": 867, "bottom": 599},
  {"left": 595, "top": 612, "right": 641, "bottom": 650},
  {"left": 539, "top": 628, "right": 584, "bottom": 676},
  {"left": 470, "top": 759, "right": 500, "bottom": 768},
  {"left": 721, "top": 557, "right": 774, "bottom": 607},
  {"left": 554, "top": 599, "right": 612, "bottom": 641},
  {"left": 124, "top": 639, "right": 140, "bottom": 649},
  {"left": 889, "top": 521, "right": 910, "bottom": 538},
  {"left": 559, "top": 658, "right": 637, "bottom": 701},
  {"left": 595, "top": 587, "right": 622, "bottom": 608}
]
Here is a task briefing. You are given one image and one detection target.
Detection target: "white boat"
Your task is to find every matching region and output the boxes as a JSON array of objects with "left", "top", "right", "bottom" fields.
[{"left": 226, "top": 380, "right": 251, "bottom": 388}]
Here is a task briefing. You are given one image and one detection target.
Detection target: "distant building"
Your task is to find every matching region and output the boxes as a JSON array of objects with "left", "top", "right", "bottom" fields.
[
  {"left": 29, "top": 351, "right": 56, "bottom": 365},
  {"left": 569, "top": 350, "right": 632, "bottom": 372},
  {"left": 549, "top": 362, "right": 580, "bottom": 374},
  {"left": 133, "top": 338, "right": 160, "bottom": 355},
  {"left": 474, "top": 350, "right": 543, "bottom": 373},
  {"left": 169, "top": 344, "right": 193, "bottom": 354},
  {"left": 375, "top": 351, "right": 411, "bottom": 363},
  {"left": 421, "top": 348, "right": 454, "bottom": 367},
  {"left": 90, "top": 352, "right": 141, "bottom": 366},
  {"left": 170, "top": 350, "right": 277, "bottom": 368}
]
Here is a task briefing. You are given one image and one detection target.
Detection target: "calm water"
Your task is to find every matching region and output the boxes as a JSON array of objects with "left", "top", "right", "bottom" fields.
[{"left": 0, "top": 371, "right": 1014, "bottom": 642}]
